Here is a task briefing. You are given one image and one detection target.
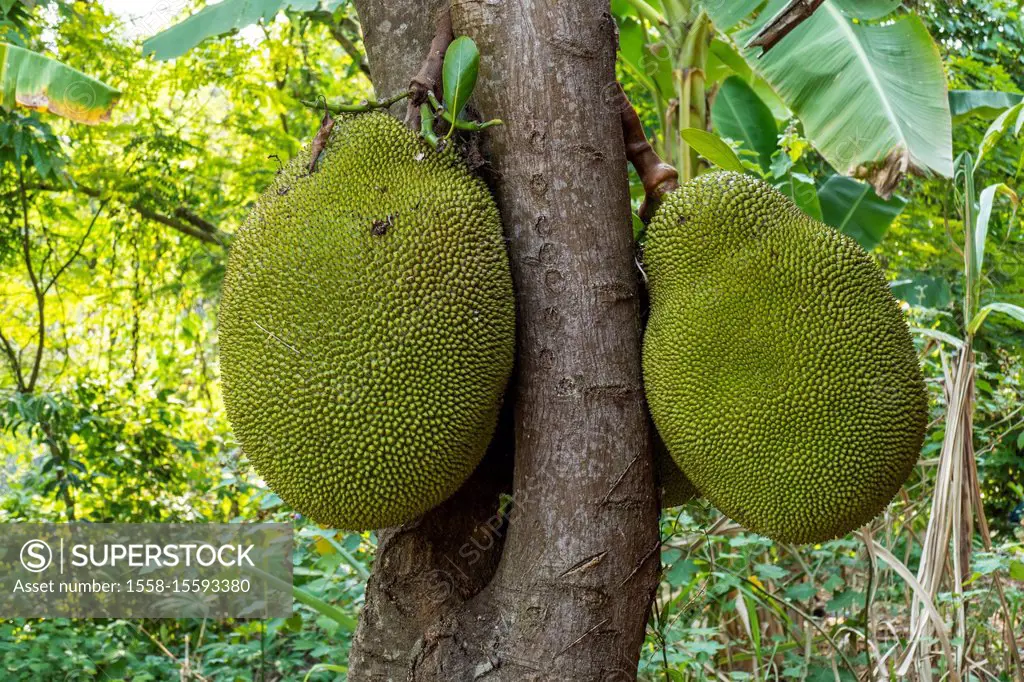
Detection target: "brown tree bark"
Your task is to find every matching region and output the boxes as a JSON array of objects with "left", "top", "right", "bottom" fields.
[{"left": 349, "top": 1, "right": 660, "bottom": 679}]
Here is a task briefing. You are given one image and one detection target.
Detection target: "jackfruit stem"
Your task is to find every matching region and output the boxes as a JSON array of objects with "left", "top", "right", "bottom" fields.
[
  {"left": 426, "top": 91, "right": 504, "bottom": 132},
  {"left": 302, "top": 91, "right": 411, "bottom": 115},
  {"left": 618, "top": 83, "right": 679, "bottom": 222},
  {"left": 420, "top": 103, "right": 440, "bottom": 149},
  {"left": 407, "top": 8, "right": 455, "bottom": 127}
]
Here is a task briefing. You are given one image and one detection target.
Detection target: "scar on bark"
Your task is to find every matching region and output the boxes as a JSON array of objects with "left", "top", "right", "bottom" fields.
[
  {"left": 405, "top": 7, "right": 454, "bottom": 128},
  {"left": 618, "top": 84, "right": 678, "bottom": 222}
]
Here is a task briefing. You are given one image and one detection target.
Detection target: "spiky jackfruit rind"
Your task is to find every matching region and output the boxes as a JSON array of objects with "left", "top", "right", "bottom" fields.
[
  {"left": 656, "top": 436, "right": 698, "bottom": 508},
  {"left": 219, "top": 112, "right": 515, "bottom": 530},
  {"left": 643, "top": 172, "right": 927, "bottom": 544}
]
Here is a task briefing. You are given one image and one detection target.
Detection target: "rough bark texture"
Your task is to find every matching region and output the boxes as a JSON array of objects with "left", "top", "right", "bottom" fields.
[
  {"left": 354, "top": 0, "right": 448, "bottom": 118},
  {"left": 347, "top": 441, "right": 512, "bottom": 677},
  {"left": 349, "top": 1, "right": 660, "bottom": 679}
]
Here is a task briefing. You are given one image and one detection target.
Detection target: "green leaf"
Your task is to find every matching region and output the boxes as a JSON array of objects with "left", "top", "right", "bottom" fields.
[
  {"left": 442, "top": 36, "right": 479, "bottom": 124},
  {"left": 680, "top": 128, "right": 745, "bottom": 173},
  {"left": 818, "top": 175, "right": 906, "bottom": 249},
  {"left": 968, "top": 302, "right": 1024, "bottom": 336},
  {"left": 710, "top": 1, "right": 953, "bottom": 190},
  {"left": 1009, "top": 561, "right": 1024, "bottom": 582},
  {"left": 711, "top": 76, "right": 778, "bottom": 172},
  {"left": 832, "top": 0, "right": 902, "bottom": 20},
  {"left": 976, "top": 102, "right": 1024, "bottom": 170},
  {"left": 784, "top": 582, "right": 817, "bottom": 601},
  {"left": 949, "top": 90, "right": 1024, "bottom": 121},
  {"left": 826, "top": 589, "right": 862, "bottom": 611},
  {"left": 754, "top": 563, "right": 787, "bottom": 581},
  {"left": 0, "top": 43, "right": 120, "bottom": 124},
  {"left": 617, "top": 18, "right": 645, "bottom": 74},
  {"left": 303, "top": 664, "right": 347, "bottom": 682},
  {"left": 775, "top": 171, "right": 822, "bottom": 221},
  {"left": 974, "top": 183, "right": 1018, "bottom": 278},
  {"left": 143, "top": 0, "right": 289, "bottom": 60},
  {"left": 666, "top": 558, "right": 699, "bottom": 585},
  {"left": 707, "top": 38, "right": 752, "bottom": 84},
  {"left": 699, "top": 0, "right": 760, "bottom": 30},
  {"left": 141, "top": 0, "right": 352, "bottom": 59},
  {"left": 250, "top": 565, "right": 358, "bottom": 632}
]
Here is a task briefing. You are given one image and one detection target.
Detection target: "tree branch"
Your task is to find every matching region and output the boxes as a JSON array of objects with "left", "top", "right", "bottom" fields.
[
  {"left": 746, "top": 0, "right": 826, "bottom": 55},
  {"left": 172, "top": 207, "right": 218, "bottom": 234},
  {"left": 308, "top": 11, "right": 371, "bottom": 76},
  {"left": 406, "top": 0, "right": 661, "bottom": 678},
  {"left": 42, "top": 199, "right": 109, "bottom": 297},
  {"left": 406, "top": 7, "right": 453, "bottom": 126},
  {"left": 17, "top": 160, "right": 45, "bottom": 394},
  {"left": 25, "top": 182, "right": 230, "bottom": 247},
  {"left": 0, "top": 327, "right": 27, "bottom": 393}
]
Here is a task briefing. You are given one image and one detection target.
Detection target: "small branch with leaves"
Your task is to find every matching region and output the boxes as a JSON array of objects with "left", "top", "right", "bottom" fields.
[{"left": 302, "top": 10, "right": 500, "bottom": 153}]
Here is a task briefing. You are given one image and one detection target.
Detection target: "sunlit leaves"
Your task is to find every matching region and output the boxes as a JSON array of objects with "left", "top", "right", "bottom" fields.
[
  {"left": 142, "top": 0, "right": 348, "bottom": 61},
  {"left": 0, "top": 43, "right": 120, "bottom": 124},
  {"left": 679, "top": 128, "right": 745, "bottom": 172},
  {"left": 975, "top": 101, "right": 1024, "bottom": 170},
  {"left": 973, "top": 183, "right": 1018, "bottom": 276}
]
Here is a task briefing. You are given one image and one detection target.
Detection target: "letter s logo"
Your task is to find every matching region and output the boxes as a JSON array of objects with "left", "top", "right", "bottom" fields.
[{"left": 20, "top": 540, "right": 52, "bottom": 573}]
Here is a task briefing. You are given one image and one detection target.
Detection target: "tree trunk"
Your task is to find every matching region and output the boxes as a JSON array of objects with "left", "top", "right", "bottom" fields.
[{"left": 349, "top": 1, "right": 660, "bottom": 679}]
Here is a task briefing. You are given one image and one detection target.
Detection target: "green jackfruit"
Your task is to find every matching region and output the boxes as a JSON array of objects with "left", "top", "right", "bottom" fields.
[
  {"left": 219, "top": 112, "right": 515, "bottom": 530},
  {"left": 643, "top": 172, "right": 927, "bottom": 544},
  {"left": 656, "top": 436, "right": 697, "bottom": 507}
]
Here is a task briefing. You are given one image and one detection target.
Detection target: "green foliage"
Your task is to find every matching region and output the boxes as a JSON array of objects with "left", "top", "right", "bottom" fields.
[
  {"left": 708, "top": 0, "right": 954, "bottom": 185},
  {"left": 679, "top": 127, "right": 744, "bottom": 172},
  {"left": 0, "top": 1, "right": 1020, "bottom": 680},
  {"left": 817, "top": 175, "right": 907, "bottom": 250},
  {"left": 142, "top": 0, "right": 349, "bottom": 61},
  {"left": 711, "top": 76, "right": 778, "bottom": 172},
  {"left": 0, "top": 42, "right": 120, "bottom": 124}
]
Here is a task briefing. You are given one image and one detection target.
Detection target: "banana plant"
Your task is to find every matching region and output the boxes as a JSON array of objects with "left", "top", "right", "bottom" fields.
[
  {"left": 0, "top": 43, "right": 120, "bottom": 124},
  {"left": 903, "top": 137, "right": 1022, "bottom": 678},
  {"left": 142, "top": 0, "right": 349, "bottom": 60},
  {"left": 616, "top": 0, "right": 953, "bottom": 194}
]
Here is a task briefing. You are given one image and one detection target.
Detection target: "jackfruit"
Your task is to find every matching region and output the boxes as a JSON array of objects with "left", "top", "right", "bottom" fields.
[
  {"left": 642, "top": 172, "right": 927, "bottom": 544},
  {"left": 219, "top": 112, "right": 515, "bottom": 530},
  {"left": 656, "top": 437, "right": 697, "bottom": 507}
]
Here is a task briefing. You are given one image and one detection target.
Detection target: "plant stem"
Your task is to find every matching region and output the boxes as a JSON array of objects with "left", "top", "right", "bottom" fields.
[
  {"left": 624, "top": 0, "right": 667, "bottom": 27},
  {"left": 301, "top": 91, "right": 410, "bottom": 114},
  {"left": 619, "top": 83, "right": 679, "bottom": 221},
  {"left": 676, "top": 10, "right": 711, "bottom": 182}
]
